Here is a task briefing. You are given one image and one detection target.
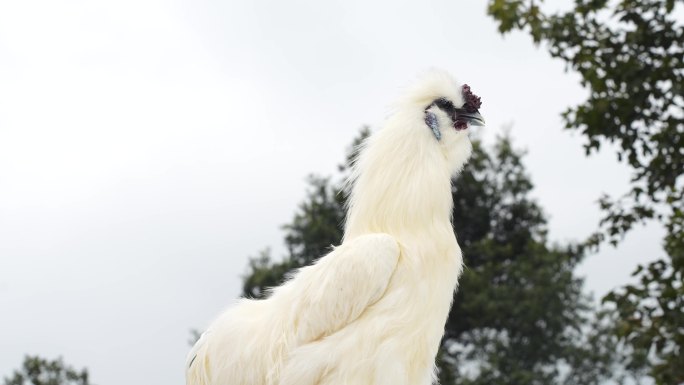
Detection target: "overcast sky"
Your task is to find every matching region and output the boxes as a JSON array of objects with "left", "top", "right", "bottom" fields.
[{"left": 0, "top": 1, "right": 665, "bottom": 384}]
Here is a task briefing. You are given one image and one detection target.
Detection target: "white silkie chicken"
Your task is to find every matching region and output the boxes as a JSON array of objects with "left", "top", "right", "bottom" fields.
[{"left": 186, "top": 69, "right": 485, "bottom": 385}]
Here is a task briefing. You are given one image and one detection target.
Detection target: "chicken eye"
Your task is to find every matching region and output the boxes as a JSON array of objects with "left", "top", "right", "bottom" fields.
[{"left": 433, "top": 98, "right": 455, "bottom": 113}]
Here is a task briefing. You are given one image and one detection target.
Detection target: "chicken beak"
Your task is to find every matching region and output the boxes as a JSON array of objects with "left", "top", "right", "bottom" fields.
[{"left": 460, "top": 111, "right": 485, "bottom": 127}]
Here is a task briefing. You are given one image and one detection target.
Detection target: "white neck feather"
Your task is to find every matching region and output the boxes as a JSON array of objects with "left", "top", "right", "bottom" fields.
[{"left": 343, "top": 110, "right": 457, "bottom": 241}]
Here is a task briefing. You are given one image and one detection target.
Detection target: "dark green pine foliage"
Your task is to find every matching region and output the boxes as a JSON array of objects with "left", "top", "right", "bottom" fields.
[
  {"left": 441, "top": 138, "right": 587, "bottom": 384},
  {"left": 3, "top": 356, "right": 92, "bottom": 385},
  {"left": 242, "top": 129, "right": 627, "bottom": 384},
  {"left": 486, "top": 1, "right": 683, "bottom": 383},
  {"left": 439, "top": 137, "right": 637, "bottom": 385}
]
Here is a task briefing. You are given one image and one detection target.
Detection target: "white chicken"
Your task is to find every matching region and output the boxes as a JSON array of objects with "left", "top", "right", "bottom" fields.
[{"left": 186, "top": 69, "right": 484, "bottom": 385}]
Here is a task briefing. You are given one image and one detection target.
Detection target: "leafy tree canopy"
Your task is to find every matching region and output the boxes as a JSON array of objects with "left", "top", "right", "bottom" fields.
[{"left": 486, "top": 1, "right": 683, "bottom": 383}]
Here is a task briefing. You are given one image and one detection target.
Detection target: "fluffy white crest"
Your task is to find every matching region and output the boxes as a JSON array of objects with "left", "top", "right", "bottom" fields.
[{"left": 397, "top": 69, "right": 466, "bottom": 109}]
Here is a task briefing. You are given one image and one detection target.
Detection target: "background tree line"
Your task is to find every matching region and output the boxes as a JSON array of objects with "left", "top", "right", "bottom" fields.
[{"left": 486, "top": 0, "right": 683, "bottom": 383}]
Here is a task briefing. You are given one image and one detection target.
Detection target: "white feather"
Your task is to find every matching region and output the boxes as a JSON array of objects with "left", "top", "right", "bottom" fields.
[{"left": 187, "top": 69, "right": 474, "bottom": 385}]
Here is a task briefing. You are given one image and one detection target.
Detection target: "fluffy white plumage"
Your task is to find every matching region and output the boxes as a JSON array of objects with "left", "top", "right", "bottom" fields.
[{"left": 186, "top": 69, "right": 478, "bottom": 385}]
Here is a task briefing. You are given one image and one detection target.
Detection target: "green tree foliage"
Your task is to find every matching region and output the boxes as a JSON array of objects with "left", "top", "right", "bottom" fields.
[
  {"left": 3, "top": 356, "right": 92, "bottom": 385},
  {"left": 486, "top": 1, "right": 683, "bottom": 383},
  {"left": 443, "top": 137, "right": 587, "bottom": 384},
  {"left": 242, "top": 129, "right": 631, "bottom": 384}
]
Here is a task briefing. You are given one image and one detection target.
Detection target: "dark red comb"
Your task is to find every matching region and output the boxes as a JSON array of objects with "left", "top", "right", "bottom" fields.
[{"left": 462, "top": 84, "right": 482, "bottom": 113}]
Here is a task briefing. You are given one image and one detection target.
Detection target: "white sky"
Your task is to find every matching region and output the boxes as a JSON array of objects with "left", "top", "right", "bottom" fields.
[{"left": 0, "top": 1, "right": 664, "bottom": 384}]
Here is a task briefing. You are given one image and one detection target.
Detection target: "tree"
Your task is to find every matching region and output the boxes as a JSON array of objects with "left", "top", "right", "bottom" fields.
[
  {"left": 442, "top": 136, "right": 587, "bottom": 385},
  {"left": 4, "top": 356, "right": 92, "bottom": 385},
  {"left": 242, "top": 129, "right": 629, "bottom": 384},
  {"left": 486, "top": 1, "right": 683, "bottom": 383}
]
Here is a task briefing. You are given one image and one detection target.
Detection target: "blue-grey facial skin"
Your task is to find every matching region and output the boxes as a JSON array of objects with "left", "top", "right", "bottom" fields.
[{"left": 425, "top": 111, "right": 441, "bottom": 141}]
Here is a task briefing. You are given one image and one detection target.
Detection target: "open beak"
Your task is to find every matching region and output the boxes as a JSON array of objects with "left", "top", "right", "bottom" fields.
[{"left": 460, "top": 111, "right": 485, "bottom": 126}]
